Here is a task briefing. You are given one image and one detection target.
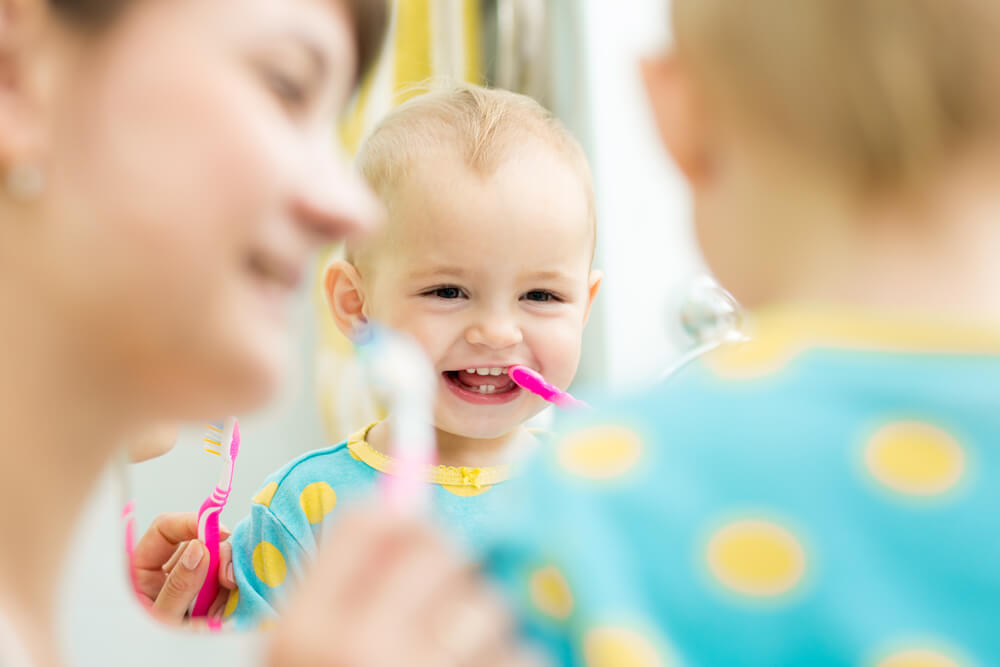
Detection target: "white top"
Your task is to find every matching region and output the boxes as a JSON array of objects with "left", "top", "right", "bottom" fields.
[{"left": 0, "top": 605, "right": 33, "bottom": 667}]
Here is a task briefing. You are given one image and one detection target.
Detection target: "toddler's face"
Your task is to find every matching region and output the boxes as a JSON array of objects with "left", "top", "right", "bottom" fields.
[{"left": 364, "top": 145, "right": 599, "bottom": 439}]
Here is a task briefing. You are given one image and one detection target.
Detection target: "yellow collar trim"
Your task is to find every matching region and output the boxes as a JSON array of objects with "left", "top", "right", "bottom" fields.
[
  {"left": 707, "top": 304, "right": 1000, "bottom": 379},
  {"left": 346, "top": 422, "right": 513, "bottom": 488}
]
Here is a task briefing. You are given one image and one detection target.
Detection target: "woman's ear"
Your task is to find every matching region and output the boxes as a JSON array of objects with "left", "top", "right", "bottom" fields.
[
  {"left": 324, "top": 260, "right": 369, "bottom": 340},
  {"left": 640, "top": 51, "right": 714, "bottom": 188},
  {"left": 0, "top": 0, "right": 53, "bottom": 171}
]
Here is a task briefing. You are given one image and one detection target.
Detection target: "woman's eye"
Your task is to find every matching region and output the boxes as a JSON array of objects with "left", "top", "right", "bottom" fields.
[
  {"left": 259, "top": 65, "right": 309, "bottom": 107},
  {"left": 523, "top": 290, "right": 560, "bottom": 302},
  {"left": 428, "top": 286, "right": 465, "bottom": 299}
]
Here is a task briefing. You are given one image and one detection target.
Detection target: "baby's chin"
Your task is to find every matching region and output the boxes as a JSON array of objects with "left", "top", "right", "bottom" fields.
[
  {"left": 434, "top": 413, "right": 527, "bottom": 442},
  {"left": 434, "top": 404, "right": 547, "bottom": 442}
]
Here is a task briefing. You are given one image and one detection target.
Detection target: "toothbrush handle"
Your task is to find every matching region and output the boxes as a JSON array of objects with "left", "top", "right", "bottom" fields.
[
  {"left": 191, "top": 492, "right": 224, "bottom": 617},
  {"left": 553, "top": 393, "right": 589, "bottom": 410},
  {"left": 122, "top": 500, "right": 141, "bottom": 599},
  {"left": 381, "top": 407, "right": 435, "bottom": 515}
]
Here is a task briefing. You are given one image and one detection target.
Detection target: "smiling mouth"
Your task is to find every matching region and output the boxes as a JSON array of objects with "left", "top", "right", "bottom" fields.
[{"left": 443, "top": 368, "right": 521, "bottom": 403}]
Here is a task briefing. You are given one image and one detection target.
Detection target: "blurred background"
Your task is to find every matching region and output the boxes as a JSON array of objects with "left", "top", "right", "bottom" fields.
[{"left": 66, "top": 2, "right": 704, "bottom": 662}]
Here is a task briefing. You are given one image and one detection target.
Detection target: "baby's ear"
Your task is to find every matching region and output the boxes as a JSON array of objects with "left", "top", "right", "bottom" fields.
[
  {"left": 583, "top": 270, "right": 603, "bottom": 325},
  {"left": 324, "top": 260, "right": 368, "bottom": 340}
]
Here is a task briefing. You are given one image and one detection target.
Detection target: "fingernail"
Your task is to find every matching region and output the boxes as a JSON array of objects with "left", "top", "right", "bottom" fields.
[
  {"left": 226, "top": 562, "right": 234, "bottom": 585},
  {"left": 181, "top": 541, "right": 205, "bottom": 570},
  {"left": 161, "top": 541, "right": 187, "bottom": 572}
]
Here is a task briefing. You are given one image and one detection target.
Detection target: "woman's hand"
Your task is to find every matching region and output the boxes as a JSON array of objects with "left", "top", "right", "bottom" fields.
[
  {"left": 267, "top": 508, "right": 546, "bottom": 667},
  {"left": 130, "top": 512, "right": 237, "bottom": 623}
]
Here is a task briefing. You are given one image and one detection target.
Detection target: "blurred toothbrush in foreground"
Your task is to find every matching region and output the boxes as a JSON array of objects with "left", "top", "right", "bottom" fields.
[{"left": 357, "top": 325, "right": 437, "bottom": 515}]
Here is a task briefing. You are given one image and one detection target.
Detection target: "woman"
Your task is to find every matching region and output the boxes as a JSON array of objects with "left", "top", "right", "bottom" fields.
[{"left": 0, "top": 1, "right": 530, "bottom": 665}]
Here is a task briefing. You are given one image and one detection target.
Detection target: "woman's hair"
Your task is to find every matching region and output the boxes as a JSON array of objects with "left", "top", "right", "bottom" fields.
[
  {"left": 673, "top": 0, "right": 1000, "bottom": 194},
  {"left": 357, "top": 83, "right": 594, "bottom": 228},
  {"left": 48, "top": 0, "right": 388, "bottom": 84}
]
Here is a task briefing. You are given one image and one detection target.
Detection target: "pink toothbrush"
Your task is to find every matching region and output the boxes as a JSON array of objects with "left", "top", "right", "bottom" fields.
[
  {"left": 508, "top": 365, "right": 588, "bottom": 410},
  {"left": 191, "top": 417, "right": 240, "bottom": 621}
]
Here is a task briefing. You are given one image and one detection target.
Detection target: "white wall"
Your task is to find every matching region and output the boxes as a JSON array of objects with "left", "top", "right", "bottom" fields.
[{"left": 573, "top": 0, "right": 705, "bottom": 391}]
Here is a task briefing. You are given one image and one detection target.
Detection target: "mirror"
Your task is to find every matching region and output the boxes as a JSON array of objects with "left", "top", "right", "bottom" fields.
[{"left": 95, "top": 0, "right": 734, "bottom": 647}]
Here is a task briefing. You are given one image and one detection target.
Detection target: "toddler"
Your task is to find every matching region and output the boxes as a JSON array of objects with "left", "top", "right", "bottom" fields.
[{"left": 229, "top": 84, "right": 602, "bottom": 628}]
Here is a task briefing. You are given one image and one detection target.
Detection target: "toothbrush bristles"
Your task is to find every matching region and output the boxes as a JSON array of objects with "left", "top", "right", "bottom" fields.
[{"left": 202, "top": 421, "right": 229, "bottom": 457}]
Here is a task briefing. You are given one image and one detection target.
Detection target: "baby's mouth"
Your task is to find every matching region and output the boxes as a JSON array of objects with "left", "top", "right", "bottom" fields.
[{"left": 443, "top": 368, "right": 518, "bottom": 395}]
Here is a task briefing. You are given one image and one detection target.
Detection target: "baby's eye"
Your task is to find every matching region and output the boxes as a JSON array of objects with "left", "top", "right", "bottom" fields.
[
  {"left": 522, "top": 290, "right": 561, "bottom": 303},
  {"left": 425, "top": 286, "right": 467, "bottom": 300}
]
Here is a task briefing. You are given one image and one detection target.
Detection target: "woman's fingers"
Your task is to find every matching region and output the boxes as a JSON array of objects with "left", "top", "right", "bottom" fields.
[
  {"left": 207, "top": 587, "right": 232, "bottom": 619},
  {"left": 218, "top": 540, "right": 236, "bottom": 589},
  {"left": 150, "top": 540, "right": 209, "bottom": 622},
  {"left": 131, "top": 513, "right": 198, "bottom": 572},
  {"left": 160, "top": 540, "right": 187, "bottom": 575},
  {"left": 266, "top": 508, "right": 528, "bottom": 667},
  {"left": 412, "top": 579, "right": 514, "bottom": 667}
]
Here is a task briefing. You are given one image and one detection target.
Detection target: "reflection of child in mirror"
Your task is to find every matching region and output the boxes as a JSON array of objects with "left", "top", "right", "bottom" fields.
[
  {"left": 228, "top": 84, "right": 602, "bottom": 629},
  {"left": 482, "top": 1, "right": 1000, "bottom": 664}
]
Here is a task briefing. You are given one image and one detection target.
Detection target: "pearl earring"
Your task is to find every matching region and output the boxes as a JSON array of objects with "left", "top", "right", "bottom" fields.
[{"left": 6, "top": 163, "right": 46, "bottom": 201}]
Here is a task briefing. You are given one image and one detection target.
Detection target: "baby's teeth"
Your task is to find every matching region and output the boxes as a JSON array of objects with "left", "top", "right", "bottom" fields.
[
  {"left": 502, "top": 368, "right": 509, "bottom": 374},
  {"left": 466, "top": 368, "right": 476, "bottom": 374},
  {"left": 476, "top": 368, "right": 490, "bottom": 375},
  {"left": 489, "top": 367, "right": 502, "bottom": 376},
  {"left": 478, "top": 384, "right": 496, "bottom": 394}
]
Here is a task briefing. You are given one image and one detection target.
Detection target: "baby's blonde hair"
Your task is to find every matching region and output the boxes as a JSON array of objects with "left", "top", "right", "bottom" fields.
[
  {"left": 348, "top": 84, "right": 594, "bottom": 266},
  {"left": 673, "top": 0, "right": 1000, "bottom": 195}
]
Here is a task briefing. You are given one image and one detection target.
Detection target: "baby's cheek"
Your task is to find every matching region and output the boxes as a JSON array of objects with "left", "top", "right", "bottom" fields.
[{"left": 536, "top": 322, "right": 585, "bottom": 387}]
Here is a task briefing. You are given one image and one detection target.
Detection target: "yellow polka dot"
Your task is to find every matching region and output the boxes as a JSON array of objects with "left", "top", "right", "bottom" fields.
[
  {"left": 252, "top": 542, "right": 287, "bottom": 588},
  {"left": 557, "top": 425, "right": 642, "bottom": 480},
  {"left": 705, "top": 337, "right": 796, "bottom": 380},
  {"left": 583, "top": 627, "right": 667, "bottom": 667},
  {"left": 299, "top": 481, "right": 337, "bottom": 524},
  {"left": 257, "top": 619, "right": 277, "bottom": 632},
  {"left": 865, "top": 421, "right": 966, "bottom": 496},
  {"left": 530, "top": 566, "right": 573, "bottom": 620},
  {"left": 706, "top": 519, "right": 806, "bottom": 597},
  {"left": 441, "top": 484, "right": 492, "bottom": 497},
  {"left": 222, "top": 588, "right": 239, "bottom": 618},
  {"left": 252, "top": 481, "right": 279, "bottom": 507},
  {"left": 876, "top": 648, "right": 963, "bottom": 667}
]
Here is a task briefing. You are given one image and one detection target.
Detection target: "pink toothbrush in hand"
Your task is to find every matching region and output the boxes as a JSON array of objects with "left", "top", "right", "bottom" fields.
[
  {"left": 509, "top": 365, "right": 588, "bottom": 410},
  {"left": 191, "top": 417, "right": 240, "bottom": 622}
]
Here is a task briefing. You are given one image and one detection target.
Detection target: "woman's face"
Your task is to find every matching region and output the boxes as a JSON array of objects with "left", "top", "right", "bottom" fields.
[{"left": 24, "top": 0, "right": 378, "bottom": 418}]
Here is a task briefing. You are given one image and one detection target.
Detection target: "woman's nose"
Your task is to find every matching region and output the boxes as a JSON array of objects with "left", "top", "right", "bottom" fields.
[{"left": 290, "top": 142, "right": 382, "bottom": 245}]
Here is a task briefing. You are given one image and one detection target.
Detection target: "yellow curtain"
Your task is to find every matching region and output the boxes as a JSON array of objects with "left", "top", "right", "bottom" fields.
[{"left": 316, "top": 0, "right": 485, "bottom": 442}]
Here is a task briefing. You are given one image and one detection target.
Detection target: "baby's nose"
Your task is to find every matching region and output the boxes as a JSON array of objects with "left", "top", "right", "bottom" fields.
[{"left": 466, "top": 316, "right": 523, "bottom": 349}]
